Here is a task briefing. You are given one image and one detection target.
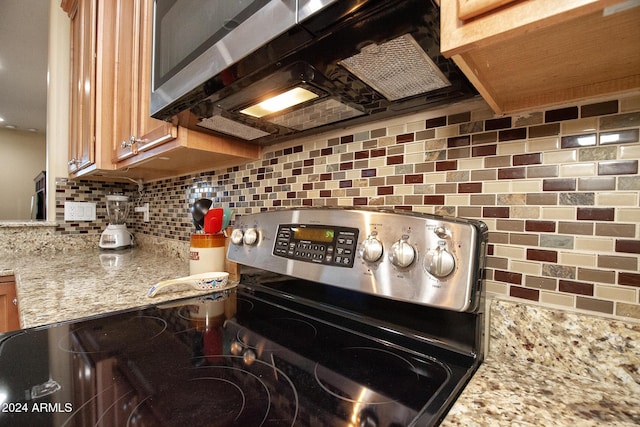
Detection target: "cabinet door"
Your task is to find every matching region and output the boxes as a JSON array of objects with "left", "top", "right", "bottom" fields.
[
  {"left": 68, "top": 0, "right": 96, "bottom": 173},
  {"left": 0, "top": 276, "right": 20, "bottom": 333},
  {"left": 113, "top": 0, "right": 176, "bottom": 163}
]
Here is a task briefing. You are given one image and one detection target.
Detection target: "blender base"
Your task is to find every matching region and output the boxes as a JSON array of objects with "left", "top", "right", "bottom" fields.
[{"left": 99, "top": 224, "right": 133, "bottom": 249}]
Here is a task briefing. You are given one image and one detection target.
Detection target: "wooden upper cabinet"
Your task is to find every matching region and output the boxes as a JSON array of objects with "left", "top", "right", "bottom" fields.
[
  {"left": 441, "top": 0, "right": 640, "bottom": 114},
  {"left": 113, "top": 0, "right": 176, "bottom": 163},
  {"left": 0, "top": 276, "right": 20, "bottom": 333}
]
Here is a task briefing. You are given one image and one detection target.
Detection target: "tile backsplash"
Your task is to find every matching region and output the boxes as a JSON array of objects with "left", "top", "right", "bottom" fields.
[{"left": 57, "top": 94, "right": 640, "bottom": 320}]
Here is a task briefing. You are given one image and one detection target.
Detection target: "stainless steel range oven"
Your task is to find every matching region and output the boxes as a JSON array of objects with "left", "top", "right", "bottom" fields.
[{"left": 0, "top": 208, "right": 487, "bottom": 426}]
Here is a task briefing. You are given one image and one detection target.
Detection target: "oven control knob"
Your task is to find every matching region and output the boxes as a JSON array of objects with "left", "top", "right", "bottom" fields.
[
  {"left": 230, "top": 229, "right": 244, "bottom": 245},
  {"left": 424, "top": 243, "right": 456, "bottom": 278},
  {"left": 360, "top": 234, "right": 383, "bottom": 263},
  {"left": 243, "top": 228, "right": 259, "bottom": 245},
  {"left": 388, "top": 237, "right": 415, "bottom": 268}
]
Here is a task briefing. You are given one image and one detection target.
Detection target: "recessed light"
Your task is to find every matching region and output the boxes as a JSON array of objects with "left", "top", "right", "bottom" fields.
[
  {"left": 5, "top": 124, "right": 16, "bottom": 129},
  {"left": 0, "top": 117, "right": 4, "bottom": 122}
]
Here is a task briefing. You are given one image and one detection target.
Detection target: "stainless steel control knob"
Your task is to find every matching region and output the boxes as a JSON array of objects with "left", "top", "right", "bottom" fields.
[
  {"left": 230, "top": 229, "right": 244, "bottom": 245},
  {"left": 424, "top": 244, "right": 456, "bottom": 278},
  {"left": 388, "top": 237, "right": 415, "bottom": 268},
  {"left": 243, "top": 228, "right": 259, "bottom": 245},
  {"left": 359, "top": 235, "right": 383, "bottom": 262}
]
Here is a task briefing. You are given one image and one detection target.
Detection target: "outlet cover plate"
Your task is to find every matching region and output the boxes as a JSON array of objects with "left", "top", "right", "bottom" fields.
[{"left": 64, "top": 202, "right": 96, "bottom": 221}]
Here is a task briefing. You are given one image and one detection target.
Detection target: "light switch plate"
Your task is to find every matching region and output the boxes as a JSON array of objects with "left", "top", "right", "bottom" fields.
[{"left": 64, "top": 202, "right": 96, "bottom": 221}]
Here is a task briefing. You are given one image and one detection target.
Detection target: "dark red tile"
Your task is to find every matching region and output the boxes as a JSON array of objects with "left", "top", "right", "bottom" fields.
[
  {"left": 320, "top": 190, "right": 331, "bottom": 197},
  {"left": 559, "top": 280, "right": 594, "bottom": 296},
  {"left": 302, "top": 183, "right": 313, "bottom": 190},
  {"left": 510, "top": 286, "right": 539, "bottom": 301},
  {"left": 485, "top": 117, "right": 512, "bottom": 131},
  {"left": 286, "top": 192, "right": 296, "bottom": 199},
  {"left": 499, "top": 128, "right": 527, "bottom": 141},
  {"left": 378, "top": 186, "right": 394, "bottom": 195},
  {"left": 619, "top": 272, "right": 640, "bottom": 287},
  {"left": 426, "top": 116, "right": 446, "bottom": 129},
  {"left": 543, "top": 178, "right": 576, "bottom": 191},
  {"left": 577, "top": 208, "right": 614, "bottom": 221},
  {"left": 514, "top": 153, "right": 542, "bottom": 166},
  {"left": 472, "top": 144, "right": 497, "bottom": 157},
  {"left": 320, "top": 173, "right": 332, "bottom": 181},
  {"left": 436, "top": 160, "right": 458, "bottom": 171},
  {"left": 483, "top": 207, "right": 510, "bottom": 218},
  {"left": 527, "top": 249, "right": 558, "bottom": 262},
  {"left": 321, "top": 147, "right": 333, "bottom": 156},
  {"left": 353, "top": 197, "right": 368, "bottom": 205},
  {"left": 615, "top": 239, "right": 640, "bottom": 254},
  {"left": 525, "top": 220, "right": 556, "bottom": 232},
  {"left": 598, "top": 160, "right": 638, "bottom": 175},
  {"left": 370, "top": 148, "right": 386, "bottom": 157},
  {"left": 404, "top": 174, "right": 424, "bottom": 184},
  {"left": 423, "top": 195, "right": 445, "bottom": 205},
  {"left": 458, "top": 182, "right": 482, "bottom": 193},
  {"left": 355, "top": 150, "right": 369, "bottom": 160},
  {"left": 545, "top": 106, "right": 578, "bottom": 122},
  {"left": 396, "top": 133, "right": 415, "bottom": 143},
  {"left": 581, "top": 100, "right": 618, "bottom": 118},
  {"left": 340, "top": 135, "right": 354, "bottom": 144},
  {"left": 498, "top": 167, "right": 526, "bottom": 179},
  {"left": 387, "top": 155, "right": 404, "bottom": 165},
  {"left": 340, "top": 162, "right": 353, "bottom": 170},
  {"left": 495, "top": 270, "right": 522, "bottom": 285}
]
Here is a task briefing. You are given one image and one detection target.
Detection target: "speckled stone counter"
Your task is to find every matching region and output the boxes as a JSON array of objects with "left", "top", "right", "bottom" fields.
[
  {"left": 1, "top": 248, "right": 212, "bottom": 329},
  {"left": 442, "top": 299, "right": 640, "bottom": 426}
]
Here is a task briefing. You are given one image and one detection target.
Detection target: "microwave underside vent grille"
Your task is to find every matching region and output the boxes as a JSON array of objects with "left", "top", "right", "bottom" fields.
[
  {"left": 266, "top": 98, "right": 364, "bottom": 131},
  {"left": 197, "top": 115, "right": 270, "bottom": 140},
  {"left": 339, "top": 34, "right": 451, "bottom": 101}
]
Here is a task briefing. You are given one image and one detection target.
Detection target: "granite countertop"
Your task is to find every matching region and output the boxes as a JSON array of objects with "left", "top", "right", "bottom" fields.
[
  {"left": 442, "top": 300, "right": 640, "bottom": 426},
  {"left": 1, "top": 248, "right": 215, "bottom": 329}
]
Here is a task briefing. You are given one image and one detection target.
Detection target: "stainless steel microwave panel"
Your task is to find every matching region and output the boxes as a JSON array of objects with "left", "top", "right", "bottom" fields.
[{"left": 150, "top": 0, "right": 338, "bottom": 117}]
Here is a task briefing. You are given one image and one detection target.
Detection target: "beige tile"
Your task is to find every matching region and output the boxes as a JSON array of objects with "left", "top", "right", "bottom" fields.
[
  {"left": 426, "top": 172, "right": 447, "bottom": 183},
  {"left": 561, "top": 117, "right": 598, "bottom": 134},
  {"left": 575, "top": 237, "right": 614, "bottom": 252},
  {"left": 559, "top": 252, "right": 596, "bottom": 268},
  {"left": 435, "top": 125, "right": 458, "bottom": 138},
  {"left": 511, "top": 180, "right": 542, "bottom": 192},
  {"left": 484, "top": 181, "right": 511, "bottom": 193},
  {"left": 620, "top": 94, "right": 640, "bottom": 112},
  {"left": 596, "top": 192, "right": 638, "bottom": 207},
  {"left": 497, "top": 141, "right": 527, "bottom": 155},
  {"left": 387, "top": 124, "right": 406, "bottom": 136},
  {"left": 541, "top": 207, "right": 576, "bottom": 220},
  {"left": 617, "top": 208, "right": 640, "bottom": 225},
  {"left": 406, "top": 120, "right": 425, "bottom": 132},
  {"left": 559, "top": 162, "right": 596, "bottom": 177},
  {"left": 458, "top": 158, "right": 484, "bottom": 171},
  {"left": 447, "top": 194, "right": 470, "bottom": 205},
  {"left": 404, "top": 141, "right": 425, "bottom": 154},
  {"left": 510, "top": 260, "right": 541, "bottom": 275},
  {"left": 493, "top": 244, "right": 525, "bottom": 260},
  {"left": 511, "top": 206, "right": 541, "bottom": 219},
  {"left": 528, "top": 137, "right": 560, "bottom": 151},
  {"left": 619, "top": 144, "right": 640, "bottom": 160},
  {"left": 485, "top": 280, "right": 509, "bottom": 295},
  {"left": 544, "top": 149, "right": 577, "bottom": 164},
  {"left": 595, "top": 285, "right": 637, "bottom": 303},
  {"left": 539, "top": 291, "right": 575, "bottom": 308},
  {"left": 615, "top": 302, "right": 640, "bottom": 320}
]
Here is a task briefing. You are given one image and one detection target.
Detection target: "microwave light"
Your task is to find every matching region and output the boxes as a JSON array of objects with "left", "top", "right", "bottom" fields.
[{"left": 240, "top": 87, "right": 319, "bottom": 118}]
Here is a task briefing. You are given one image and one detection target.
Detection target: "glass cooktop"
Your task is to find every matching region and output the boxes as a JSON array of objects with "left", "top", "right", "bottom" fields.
[{"left": 0, "top": 282, "right": 477, "bottom": 426}]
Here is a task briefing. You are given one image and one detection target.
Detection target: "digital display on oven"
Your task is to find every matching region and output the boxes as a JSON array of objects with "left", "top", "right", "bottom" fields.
[{"left": 292, "top": 227, "right": 334, "bottom": 243}]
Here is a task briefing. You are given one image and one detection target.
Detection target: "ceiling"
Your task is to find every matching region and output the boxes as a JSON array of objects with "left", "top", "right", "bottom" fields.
[{"left": 0, "top": 0, "right": 50, "bottom": 133}]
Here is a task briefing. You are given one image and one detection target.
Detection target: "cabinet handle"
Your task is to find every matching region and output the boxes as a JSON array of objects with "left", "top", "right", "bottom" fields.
[
  {"left": 12, "top": 297, "right": 17, "bottom": 306},
  {"left": 121, "top": 135, "right": 144, "bottom": 149},
  {"left": 68, "top": 158, "right": 78, "bottom": 166}
]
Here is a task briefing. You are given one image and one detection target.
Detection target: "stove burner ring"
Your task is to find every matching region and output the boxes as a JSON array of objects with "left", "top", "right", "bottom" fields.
[
  {"left": 314, "top": 346, "right": 420, "bottom": 404},
  {"left": 57, "top": 315, "right": 168, "bottom": 354}
]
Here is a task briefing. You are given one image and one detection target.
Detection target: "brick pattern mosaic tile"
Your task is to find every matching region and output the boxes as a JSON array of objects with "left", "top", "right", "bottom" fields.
[{"left": 57, "top": 94, "right": 640, "bottom": 320}]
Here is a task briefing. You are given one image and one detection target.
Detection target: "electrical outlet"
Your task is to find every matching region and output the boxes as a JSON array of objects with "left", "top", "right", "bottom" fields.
[{"left": 64, "top": 202, "right": 96, "bottom": 221}]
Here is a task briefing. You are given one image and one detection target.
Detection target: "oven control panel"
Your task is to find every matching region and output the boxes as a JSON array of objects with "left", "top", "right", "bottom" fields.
[
  {"left": 273, "top": 225, "right": 359, "bottom": 267},
  {"left": 227, "top": 208, "right": 488, "bottom": 312}
]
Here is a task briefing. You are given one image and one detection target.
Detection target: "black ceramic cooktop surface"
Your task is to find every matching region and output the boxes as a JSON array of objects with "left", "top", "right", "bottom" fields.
[{"left": 0, "top": 283, "right": 474, "bottom": 426}]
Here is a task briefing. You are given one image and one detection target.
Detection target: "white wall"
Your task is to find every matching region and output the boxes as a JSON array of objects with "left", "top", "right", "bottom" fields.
[{"left": 0, "top": 129, "right": 46, "bottom": 219}]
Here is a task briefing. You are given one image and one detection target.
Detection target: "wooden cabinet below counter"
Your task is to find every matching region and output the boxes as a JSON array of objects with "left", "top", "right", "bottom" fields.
[
  {"left": 0, "top": 275, "right": 20, "bottom": 333},
  {"left": 441, "top": 0, "right": 640, "bottom": 114}
]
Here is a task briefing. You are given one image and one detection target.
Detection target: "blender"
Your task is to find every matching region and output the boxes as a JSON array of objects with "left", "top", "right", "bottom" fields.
[{"left": 99, "top": 194, "right": 132, "bottom": 249}]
